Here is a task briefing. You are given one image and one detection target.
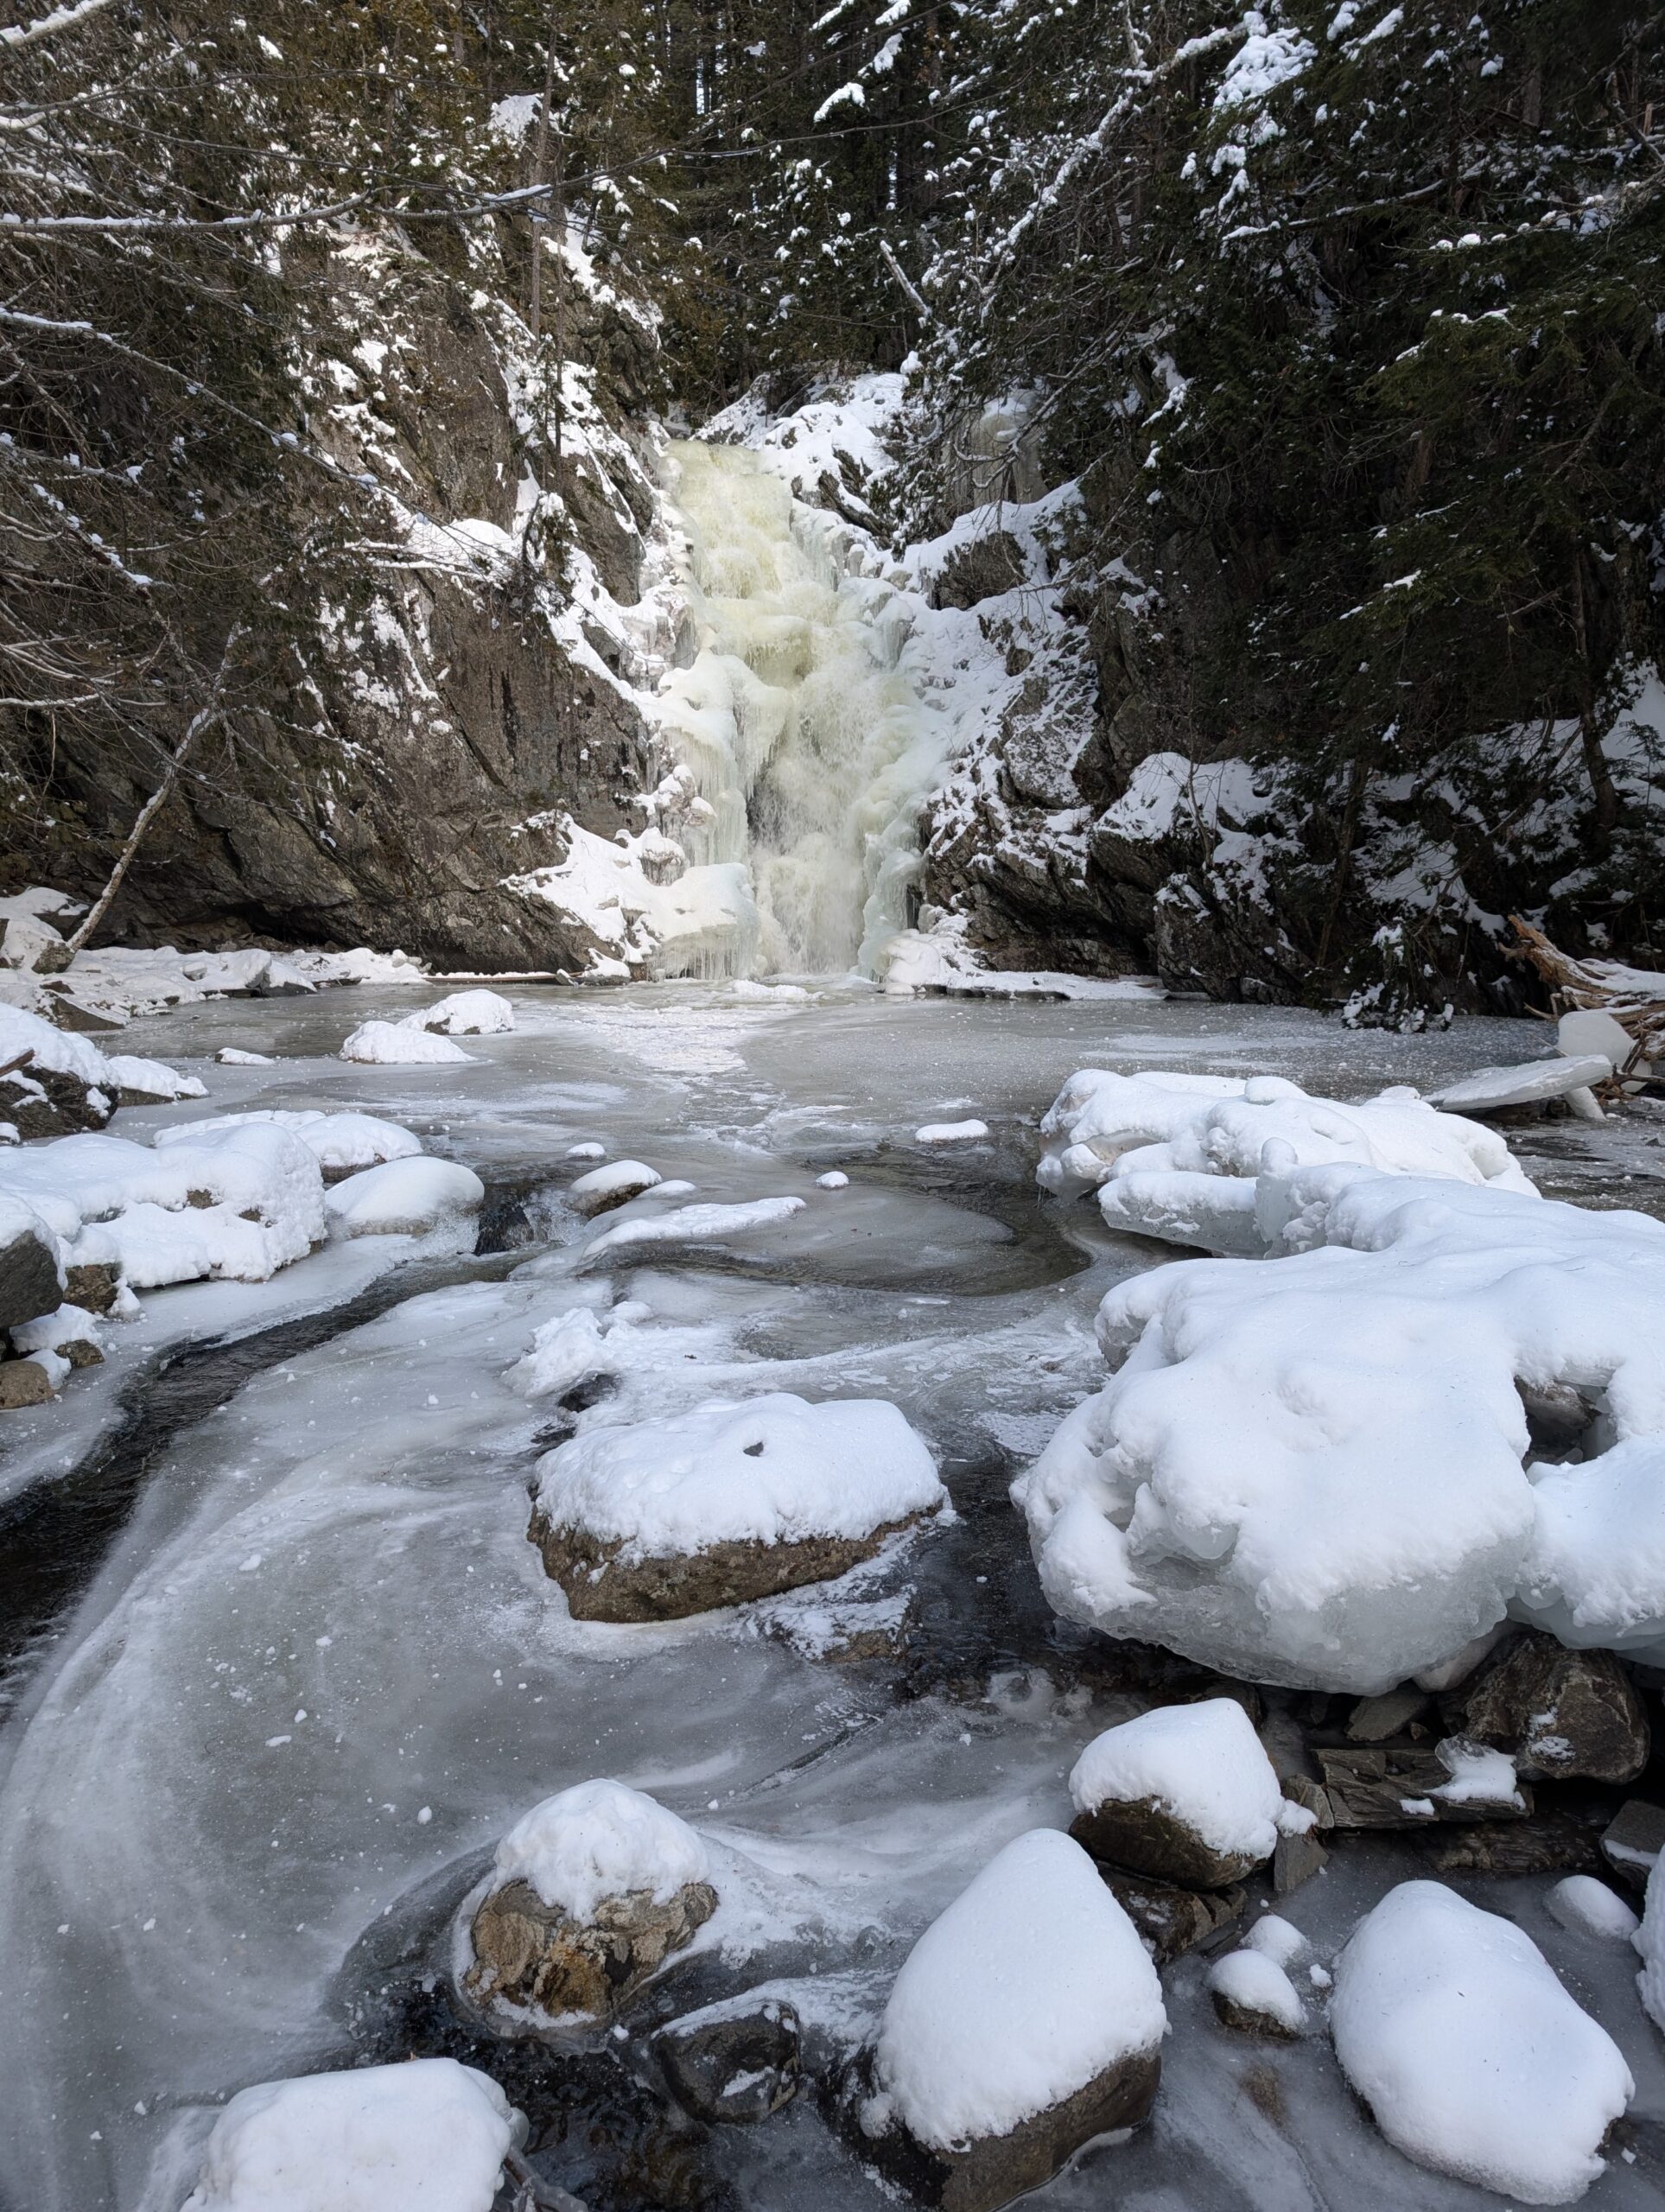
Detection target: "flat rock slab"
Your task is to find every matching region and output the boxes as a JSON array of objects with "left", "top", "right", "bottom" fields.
[
  {"left": 1427, "top": 1054, "right": 1611, "bottom": 1113},
  {"left": 1601, "top": 1798, "right": 1665, "bottom": 1891},
  {"left": 531, "top": 1507, "right": 925, "bottom": 1623},
  {"left": 1069, "top": 1798, "right": 1264, "bottom": 1891},
  {"left": 464, "top": 1877, "right": 716, "bottom": 2023},
  {"left": 851, "top": 2047, "right": 1161, "bottom": 2212},
  {"left": 1317, "top": 1747, "right": 1531, "bottom": 1829}
]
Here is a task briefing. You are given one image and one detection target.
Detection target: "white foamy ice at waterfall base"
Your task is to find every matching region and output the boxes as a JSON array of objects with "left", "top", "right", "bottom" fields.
[
  {"left": 180, "top": 2058, "right": 520, "bottom": 2212},
  {"left": 867, "top": 1828, "right": 1166, "bottom": 2152},
  {"left": 1019, "top": 1132, "right": 1665, "bottom": 1689},
  {"left": 1038, "top": 1067, "right": 1531, "bottom": 1252},
  {"left": 1331, "top": 1882, "right": 1633, "bottom": 2204}
]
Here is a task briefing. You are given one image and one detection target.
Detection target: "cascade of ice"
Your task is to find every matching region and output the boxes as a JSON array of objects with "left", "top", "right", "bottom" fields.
[{"left": 656, "top": 441, "right": 947, "bottom": 977}]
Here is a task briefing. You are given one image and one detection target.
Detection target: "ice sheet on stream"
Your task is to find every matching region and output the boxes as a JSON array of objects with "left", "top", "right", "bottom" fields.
[{"left": 8, "top": 982, "right": 1665, "bottom": 2212}]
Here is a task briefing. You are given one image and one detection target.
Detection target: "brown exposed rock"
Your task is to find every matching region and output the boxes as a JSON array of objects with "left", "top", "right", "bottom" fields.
[
  {"left": 1, "top": 1056, "right": 114, "bottom": 1140},
  {"left": 464, "top": 1876, "right": 716, "bottom": 2023},
  {"left": 1431, "top": 1815, "right": 1602, "bottom": 1879},
  {"left": 531, "top": 1505, "right": 928, "bottom": 1623},
  {"left": 64, "top": 1262, "right": 121, "bottom": 1315},
  {"left": 1100, "top": 1869, "right": 1245, "bottom": 1964},
  {"left": 654, "top": 1996, "right": 801, "bottom": 2124},
  {"left": 1458, "top": 1630, "right": 1649, "bottom": 1784},
  {"left": 1069, "top": 1796, "right": 1266, "bottom": 1891},
  {"left": 0, "top": 1359, "right": 53, "bottom": 1408},
  {"left": 1211, "top": 1989, "right": 1300, "bottom": 2042},
  {"left": 1345, "top": 1688, "right": 1433, "bottom": 1743},
  {"left": 1272, "top": 1827, "right": 1329, "bottom": 1897},
  {"left": 0, "top": 1220, "right": 63, "bottom": 1332},
  {"left": 848, "top": 2045, "right": 1161, "bottom": 2212}
]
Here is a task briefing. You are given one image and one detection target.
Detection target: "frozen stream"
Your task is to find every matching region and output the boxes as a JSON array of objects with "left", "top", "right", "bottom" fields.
[{"left": 3, "top": 982, "right": 1665, "bottom": 2212}]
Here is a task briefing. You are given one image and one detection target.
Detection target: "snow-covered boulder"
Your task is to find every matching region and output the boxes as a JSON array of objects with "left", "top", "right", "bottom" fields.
[
  {"left": 1067, "top": 1700, "right": 1312, "bottom": 1888},
  {"left": 325, "top": 1157, "right": 484, "bottom": 1253},
  {"left": 1206, "top": 1948, "right": 1305, "bottom": 2037},
  {"left": 855, "top": 1829, "right": 1165, "bottom": 2212},
  {"left": 11, "top": 1302, "right": 104, "bottom": 1368},
  {"left": 340, "top": 1019, "right": 473, "bottom": 1066},
  {"left": 1037, "top": 1068, "right": 1532, "bottom": 1255},
  {"left": 568, "top": 1158, "right": 662, "bottom": 1216},
  {"left": 529, "top": 1392, "right": 946, "bottom": 1621},
  {"left": 158, "top": 1109, "right": 421, "bottom": 1181},
  {"left": 461, "top": 1781, "right": 716, "bottom": 2025},
  {"left": 410, "top": 988, "right": 514, "bottom": 1036},
  {"left": 100, "top": 1053, "right": 207, "bottom": 1106},
  {"left": 915, "top": 1118, "right": 990, "bottom": 1144},
  {"left": 1547, "top": 1875, "right": 1638, "bottom": 1942},
  {"left": 0, "top": 1005, "right": 117, "bottom": 1137},
  {"left": 180, "top": 2057, "right": 521, "bottom": 2212},
  {"left": 1, "top": 1122, "right": 325, "bottom": 1290},
  {"left": 1015, "top": 1161, "right": 1665, "bottom": 1690},
  {"left": 1331, "top": 1882, "right": 1632, "bottom": 2203}
]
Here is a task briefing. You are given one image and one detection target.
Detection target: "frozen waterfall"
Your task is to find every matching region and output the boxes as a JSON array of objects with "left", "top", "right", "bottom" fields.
[{"left": 657, "top": 441, "right": 949, "bottom": 978}]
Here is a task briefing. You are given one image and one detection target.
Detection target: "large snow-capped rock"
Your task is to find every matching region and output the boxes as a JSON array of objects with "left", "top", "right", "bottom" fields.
[
  {"left": 1067, "top": 1699, "right": 1312, "bottom": 1888},
  {"left": 409, "top": 988, "right": 515, "bottom": 1035},
  {"left": 1331, "top": 1882, "right": 1632, "bottom": 2203},
  {"left": 2, "top": 1122, "right": 325, "bottom": 1289},
  {"left": 0, "top": 1004, "right": 196, "bottom": 1138},
  {"left": 340, "top": 1019, "right": 474, "bottom": 1066},
  {"left": 180, "top": 2057, "right": 521, "bottom": 2212},
  {"left": 1015, "top": 1160, "right": 1665, "bottom": 1690},
  {"left": 1038, "top": 1067, "right": 1531, "bottom": 1255},
  {"left": 530, "top": 1391, "right": 945, "bottom": 1620},
  {"left": 855, "top": 1828, "right": 1165, "bottom": 2212},
  {"left": 461, "top": 1780, "right": 716, "bottom": 2025},
  {"left": 156, "top": 1109, "right": 422, "bottom": 1181},
  {"left": 324, "top": 1157, "right": 484, "bottom": 1252}
]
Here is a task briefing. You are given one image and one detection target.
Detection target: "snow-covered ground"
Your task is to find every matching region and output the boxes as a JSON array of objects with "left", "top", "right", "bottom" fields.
[{"left": 3, "top": 982, "right": 1665, "bottom": 2212}]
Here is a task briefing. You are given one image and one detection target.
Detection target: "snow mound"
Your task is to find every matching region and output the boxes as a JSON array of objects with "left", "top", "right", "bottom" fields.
[
  {"left": 490, "top": 1779, "right": 710, "bottom": 1921},
  {"left": 532, "top": 1392, "right": 944, "bottom": 1560},
  {"left": 1207, "top": 1948, "right": 1305, "bottom": 2033},
  {"left": 102, "top": 1054, "right": 206, "bottom": 1103},
  {"left": 569, "top": 1158, "right": 662, "bottom": 1210},
  {"left": 915, "top": 1119, "right": 990, "bottom": 1144},
  {"left": 1547, "top": 1875, "right": 1637, "bottom": 1942},
  {"left": 410, "top": 989, "right": 514, "bottom": 1036},
  {"left": 508, "top": 1300, "right": 645, "bottom": 1401},
  {"left": 1039, "top": 1068, "right": 1532, "bottom": 1255},
  {"left": 1015, "top": 1160, "right": 1665, "bottom": 1689},
  {"left": 180, "top": 2057, "right": 519, "bottom": 2212},
  {"left": 157, "top": 1109, "right": 422, "bottom": 1176},
  {"left": 325, "top": 1158, "right": 484, "bottom": 1249},
  {"left": 1069, "top": 1698, "right": 1305, "bottom": 1861},
  {"left": 581, "top": 1194, "right": 804, "bottom": 1262},
  {"left": 340, "top": 1020, "right": 474, "bottom": 1066},
  {"left": 1, "top": 1122, "right": 324, "bottom": 1288},
  {"left": 816, "top": 1170, "right": 848, "bottom": 1191},
  {"left": 872, "top": 1828, "right": 1166, "bottom": 2151},
  {"left": 1331, "top": 1882, "right": 1632, "bottom": 2203}
]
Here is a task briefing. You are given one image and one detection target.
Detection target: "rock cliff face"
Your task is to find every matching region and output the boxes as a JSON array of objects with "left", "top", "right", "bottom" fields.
[{"left": 23, "top": 219, "right": 677, "bottom": 975}]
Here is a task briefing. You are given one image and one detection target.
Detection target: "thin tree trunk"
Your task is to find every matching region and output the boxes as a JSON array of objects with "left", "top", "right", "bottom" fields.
[
  {"left": 58, "top": 639, "right": 239, "bottom": 964},
  {"left": 528, "top": 17, "right": 556, "bottom": 339},
  {"left": 550, "top": 110, "right": 566, "bottom": 463}
]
